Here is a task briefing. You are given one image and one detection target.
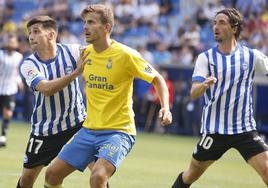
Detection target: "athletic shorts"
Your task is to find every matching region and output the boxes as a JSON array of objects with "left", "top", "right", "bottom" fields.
[
  {"left": 58, "top": 127, "right": 136, "bottom": 172},
  {"left": 192, "top": 131, "right": 268, "bottom": 161},
  {"left": 23, "top": 123, "right": 82, "bottom": 168},
  {"left": 0, "top": 95, "right": 16, "bottom": 111}
]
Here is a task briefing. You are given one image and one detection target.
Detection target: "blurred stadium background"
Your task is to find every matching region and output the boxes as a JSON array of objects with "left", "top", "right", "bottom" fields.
[
  {"left": 1, "top": 0, "right": 268, "bottom": 187},
  {"left": 1, "top": 0, "right": 268, "bottom": 138}
]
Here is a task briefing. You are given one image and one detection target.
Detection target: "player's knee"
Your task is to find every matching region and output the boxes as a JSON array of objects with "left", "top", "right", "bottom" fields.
[
  {"left": 19, "top": 174, "right": 35, "bottom": 188},
  {"left": 45, "top": 167, "right": 60, "bottom": 184},
  {"left": 90, "top": 169, "right": 107, "bottom": 186},
  {"left": 3, "top": 109, "right": 13, "bottom": 119},
  {"left": 261, "top": 165, "right": 268, "bottom": 184}
]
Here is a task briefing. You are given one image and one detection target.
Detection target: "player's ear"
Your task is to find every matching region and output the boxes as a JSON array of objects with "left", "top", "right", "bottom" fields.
[
  {"left": 48, "top": 30, "right": 56, "bottom": 41},
  {"left": 232, "top": 26, "right": 237, "bottom": 35},
  {"left": 104, "top": 23, "right": 112, "bottom": 34}
]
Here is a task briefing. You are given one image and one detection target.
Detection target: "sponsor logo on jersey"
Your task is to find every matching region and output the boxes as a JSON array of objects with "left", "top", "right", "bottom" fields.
[
  {"left": 65, "top": 66, "right": 73, "bottom": 74},
  {"left": 242, "top": 63, "right": 248, "bottom": 71},
  {"left": 144, "top": 64, "right": 153, "bottom": 74}
]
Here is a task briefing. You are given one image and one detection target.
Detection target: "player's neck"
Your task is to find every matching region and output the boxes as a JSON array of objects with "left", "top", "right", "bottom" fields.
[
  {"left": 92, "top": 37, "right": 112, "bottom": 53},
  {"left": 36, "top": 43, "right": 57, "bottom": 62},
  {"left": 217, "top": 39, "right": 237, "bottom": 54}
]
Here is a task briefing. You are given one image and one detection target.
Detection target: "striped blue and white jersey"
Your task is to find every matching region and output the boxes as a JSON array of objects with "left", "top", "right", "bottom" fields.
[
  {"left": 20, "top": 43, "right": 86, "bottom": 136},
  {"left": 192, "top": 44, "right": 268, "bottom": 135},
  {"left": 0, "top": 49, "right": 23, "bottom": 95}
]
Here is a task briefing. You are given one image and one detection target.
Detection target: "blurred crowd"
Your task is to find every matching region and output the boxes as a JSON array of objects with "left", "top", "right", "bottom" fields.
[{"left": 1, "top": 0, "right": 268, "bottom": 135}]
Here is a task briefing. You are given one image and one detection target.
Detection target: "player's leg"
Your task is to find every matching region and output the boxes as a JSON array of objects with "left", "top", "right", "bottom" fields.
[
  {"left": 45, "top": 157, "right": 76, "bottom": 187},
  {"left": 0, "top": 95, "right": 15, "bottom": 147},
  {"left": 45, "top": 127, "right": 97, "bottom": 187},
  {"left": 172, "top": 134, "right": 229, "bottom": 188},
  {"left": 19, "top": 125, "right": 82, "bottom": 188},
  {"left": 17, "top": 166, "right": 44, "bottom": 188},
  {"left": 235, "top": 131, "right": 268, "bottom": 186},
  {"left": 90, "top": 158, "right": 115, "bottom": 188},
  {"left": 248, "top": 151, "right": 268, "bottom": 185},
  {"left": 172, "top": 159, "right": 214, "bottom": 188},
  {"left": 91, "top": 131, "right": 135, "bottom": 188}
]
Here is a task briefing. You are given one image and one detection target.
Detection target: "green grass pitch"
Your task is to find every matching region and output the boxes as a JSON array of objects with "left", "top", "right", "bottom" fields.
[{"left": 0, "top": 122, "right": 265, "bottom": 188}]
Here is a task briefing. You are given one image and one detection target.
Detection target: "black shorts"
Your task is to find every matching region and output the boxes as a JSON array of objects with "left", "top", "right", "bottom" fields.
[
  {"left": 192, "top": 131, "right": 268, "bottom": 162},
  {"left": 0, "top": 95, "right": 16, "bottom": 111},
  {"left": 23, "top": 122, "right": 83, "bottom": 168}
]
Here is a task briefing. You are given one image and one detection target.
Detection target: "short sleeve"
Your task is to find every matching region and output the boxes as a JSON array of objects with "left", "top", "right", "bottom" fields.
[
  {"left": 67, "top": 44, "right": 81, "bottom": 59},
  {"left": 254, "top": 49, "right": 268, "bottom": 75},
  {"left": 20, "top": 61, "right": 45, "bottom": 90},
  {"left": 192, "top": 53, "right": 209, "bottom": 83},
  {"left": 127, "top": 49, "right": 157, "bottom": 83}
]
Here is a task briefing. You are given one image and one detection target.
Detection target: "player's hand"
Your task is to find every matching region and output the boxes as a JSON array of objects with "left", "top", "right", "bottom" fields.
[
  {"left": 75, "top": 48, "right": 89, "bottom": 75},
  {"left": 158, "top": 108, "right": 172, "bottom": 126},
  {"left": 203, "top": 76, "right": 217, "bottom": 89}
]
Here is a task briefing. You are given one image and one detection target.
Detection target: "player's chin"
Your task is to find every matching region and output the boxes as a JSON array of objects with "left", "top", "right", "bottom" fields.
[{"left": 86, "top": 38, "right": 94, "bottom": 43}]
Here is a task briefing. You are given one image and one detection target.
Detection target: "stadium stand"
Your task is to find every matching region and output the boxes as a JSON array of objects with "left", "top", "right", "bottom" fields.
[{"left": 1, "top": 0, "right": 268, "bottom": 137}]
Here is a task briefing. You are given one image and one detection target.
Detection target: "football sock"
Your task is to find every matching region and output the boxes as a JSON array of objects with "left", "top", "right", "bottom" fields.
[
  {"left": 1, "top": 119, "right": 10, "bottom": 136},
  {"left": 172, "top": 172, "right": 191, "bottom": 188},
  {"left": 44, "top": 181, "right": 63, "bottom": 188}
]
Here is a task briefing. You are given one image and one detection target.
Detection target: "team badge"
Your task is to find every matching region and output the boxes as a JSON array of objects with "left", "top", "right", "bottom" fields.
[
  {"left": 23, "top": 154, "right": 28, "bottom": 164},
  {"left": 65, "top": 66, "right": 73, "bottom": 74},
  {"left": 106, "top": 58, "right": 112, "bottom": 69},
  {"left": 27, "top": 69, "right": 38, "bottom": 80},
  {"left": 193, "top": 146, "right": 198, "bottom": 154}
]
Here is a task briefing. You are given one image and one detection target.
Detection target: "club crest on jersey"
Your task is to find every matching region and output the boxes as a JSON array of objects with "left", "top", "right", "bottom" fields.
[
  {"left": 242, "top": 63, "right": 248, "bottom": 71},
  {"left": 65, "top": 66, "right": 73, "bottom": 74},
  {"left": 27, "top": 69, "right": 38, "bottom": 80},
  {"left": 106, "top": 58, "right": 112, "bottom": 69}
]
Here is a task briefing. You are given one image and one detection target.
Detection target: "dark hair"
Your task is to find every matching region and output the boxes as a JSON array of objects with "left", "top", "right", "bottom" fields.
[
  {"left": 26, "top": 16, "right": 58, "bottom": 32},
  {"left": 81, "top": 4, "right": 114, "bottom": 31},
  {"left": 216, "top": 8, "right": 243, "bottom": 40}
]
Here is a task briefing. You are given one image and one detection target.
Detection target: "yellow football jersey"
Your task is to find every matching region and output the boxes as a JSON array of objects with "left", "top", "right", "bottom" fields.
[{"left": 82, "top": 40, "right": 157, "bottom": 135}]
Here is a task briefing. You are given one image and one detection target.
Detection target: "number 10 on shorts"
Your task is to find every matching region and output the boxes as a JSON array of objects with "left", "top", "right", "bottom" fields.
[{"left": 199, "top": 135, "right": 213, "bottom": 150}]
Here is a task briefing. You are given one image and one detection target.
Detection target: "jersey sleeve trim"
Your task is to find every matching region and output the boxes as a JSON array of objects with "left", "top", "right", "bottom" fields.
[
  {"left": 192, "top": 76, "right": 205, "bottom": 83},
  {"left": 31, "top": 76, "right": 45, "bottom": 90}
]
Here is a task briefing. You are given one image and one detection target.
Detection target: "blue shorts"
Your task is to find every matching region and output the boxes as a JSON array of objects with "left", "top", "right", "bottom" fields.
[{"left": 58, "top": 127, "right": 135, "bottom": 172}]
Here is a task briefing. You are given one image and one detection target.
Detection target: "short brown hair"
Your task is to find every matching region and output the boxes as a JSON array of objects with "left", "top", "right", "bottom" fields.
[
  {"left": 216, "top": 8, "right": 243, "bottom": 40},
  {"left": 27, "top": 16, "right": 58, "bottom": 32},
  {"left": 81, "top": 4, "right": 114, "bottom": 29}
]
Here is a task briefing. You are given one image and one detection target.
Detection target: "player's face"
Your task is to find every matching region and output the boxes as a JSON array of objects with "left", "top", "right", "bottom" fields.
[
  {"left": 83, "top": 12, "right": 108, "bottom": 43},
  {"left": 27, "top": 23, "right": 52, "bottom": 51},
  {"left": 213, "top": 13, "right": 235, "bottom": 43}
]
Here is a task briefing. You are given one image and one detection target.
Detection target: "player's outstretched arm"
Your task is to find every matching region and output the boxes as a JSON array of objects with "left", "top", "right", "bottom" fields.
[
  {"left": 36, "top": 50, "right": 89, "bottom": 96},
  {"left": 152, "top": 73, "right": 172, "bottom": 126},
  {"left": 191, "top": 76, "right": 217, "bottom": 100}
]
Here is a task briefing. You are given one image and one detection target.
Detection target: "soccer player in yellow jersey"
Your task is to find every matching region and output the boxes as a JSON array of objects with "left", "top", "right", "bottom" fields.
[{"left": 44, "top": 4, "right": 172, "bottom": 188}]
